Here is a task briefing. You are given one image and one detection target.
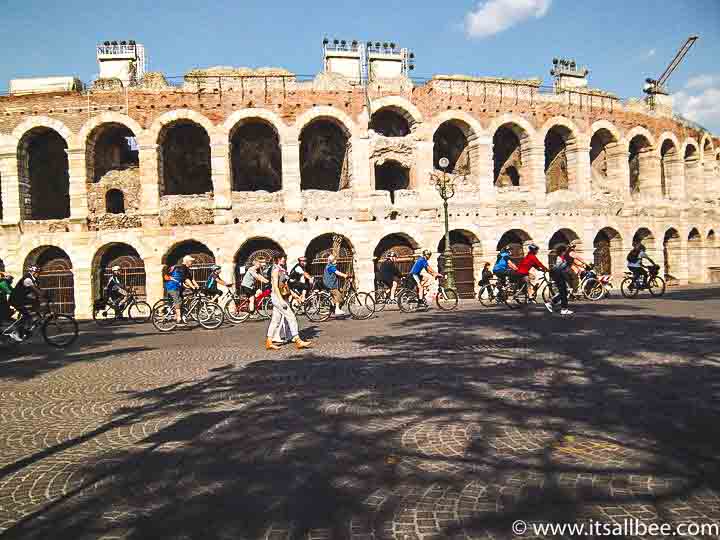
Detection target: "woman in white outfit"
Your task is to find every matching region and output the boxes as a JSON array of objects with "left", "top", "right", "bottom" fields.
[{"left": 265, "top": 254, "right": 312, "bottom": 350}]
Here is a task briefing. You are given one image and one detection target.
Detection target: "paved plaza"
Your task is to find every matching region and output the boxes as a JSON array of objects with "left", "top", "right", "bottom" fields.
[{"left": 0, "top": 287, "right": 719, "bottom": 539}]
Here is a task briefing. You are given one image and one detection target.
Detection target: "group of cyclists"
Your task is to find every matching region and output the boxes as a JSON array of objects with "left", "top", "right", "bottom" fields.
[{"left": 0, "top": 237, "right": 662, "bottom": 347}]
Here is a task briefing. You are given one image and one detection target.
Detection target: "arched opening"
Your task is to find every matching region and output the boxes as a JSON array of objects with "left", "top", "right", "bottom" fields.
[
  {"left": 548, "top": 228, "right": 580, "bottom": 267},
  {"left": 373, "top": 233, "right": 419, "bottom": 277},
  {"left": 684, "top": 144, "right": 701, "bottom": 197},
  {"left": 163, "top": 240, "right": 216, "bottom": 285},
  {"left": 497, "top": 229, "right": 532, "bottom": 264},
  {"left": 708, "top": 230, "right": 719, "bottom": 276},
  {"left": 593, "top": 227, "right": 623, "bottom": 275},
  {"left": 590, "top": 128, "right": 621, "bottom": 192},
  {"left": 17, "top": 127, "right": 70, "bottom": 220},
  {"left": 92, "top": 243, "right": 146, "bottom": 301},
  {"left": 663, "top": 228, "right": 681, "bottom": 282},
  {"left": 703, "top": 140, "right": 714, "bottom": 191},
  {"left": 628, "top": 135, "right": 653, "bottom": 197},
  {"left": 233, "top": 237, "right": 284, "bottom": 292},
  {"left": 0, "top": 257, "right": 5, "bottom": 273},
  {"left": 87, "top": 123, "right": 138, "bottom": 183},
  {"left": 300, "top": 119, "right": 350, "bottom": 191},
  {"left": 305, "top": 233, "right": 354, "bottom": 281},
  {"left": 105, "top": 189, "right": 125, "bottom": 214},
  {"left": 433, "top": 121, "right": 471, "bottom": 174},
  {"left": 493, "top": 124, "right": 527, "bottom": 187},
  {"left": 24, "top": 246, "right": 75, "bottom": 315},
  {"left": 158, "top": 121, "right": 212, "bottom": 196},
  {"left": 688, "top": 228, "right": 703, "bottom": 283},
  {"left": 660, "top": 140, "right": 679, "bottom": 199},
  {"left": 369, "top": 108, "right": 410, "bottom": 137},
  {"left": 438, "top": 230, "right": 481, "bottom": 298},
  {"left": 375, "top": 161, "right": 410, "bottom": 204},
  {"left": 230, "top": 120, "right": 282, "bottom": 192},
  {"left": 545, "top": 125, "right": 576, "bottom": 193}
]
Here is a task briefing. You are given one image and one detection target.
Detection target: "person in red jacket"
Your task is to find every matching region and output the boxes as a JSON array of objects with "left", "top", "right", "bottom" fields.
[{"left": 514, "top": 243, "right": 549, "bottom": 300}]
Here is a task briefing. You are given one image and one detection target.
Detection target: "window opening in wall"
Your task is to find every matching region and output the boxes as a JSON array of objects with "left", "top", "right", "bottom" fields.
[
  {"left": 493, "top": 125, "right": 523, "bottom": 186},
  {"left": 663, "top": 228, "right": 680, "bottom": 282},
  {"left": 589, "top": 129, "right": 617, "bottom": 191},
  {"left": 545, "top": 126, "right": 572, "bottom": 193},
  {"left": 105, "top": 189, "right": 125, "bottom": 214},
  {"left": 230, "top": 121, "right": 282, "bottom": 192},
  {"left": 497, "top": 229, "right": 531, "bottom": 264},
  {"left": 433, "top": 122, "right": 470, "bottom": 174},
  {"left": 628, "top": 135, "right": 652, "bottom": 196},
  {"left": 159, "top": 121, "right": 212, "bottom": 195},
  {"left": 90, "top": 124, "right": 139, "bottom": 182},
  {"left": 660, "top": 140, "right": 677, "bottom": 198},
  {"left": 300, "top": 120, "right": 350, "bottom": 191},
  {"left": 369, "top": 108, "right": 410, "bottom": 137},
  {"left": 374, "top": 161, "right": 410, "bottom": 204}
]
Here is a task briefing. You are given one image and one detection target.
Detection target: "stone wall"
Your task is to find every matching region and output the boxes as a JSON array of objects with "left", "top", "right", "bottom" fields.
[{"left": 87, "top": 167, "right": 142, "bottom": 230}]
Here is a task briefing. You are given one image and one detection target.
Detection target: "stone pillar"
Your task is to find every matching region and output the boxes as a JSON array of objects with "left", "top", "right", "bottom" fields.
[
  {"left": 351, "top": 137, "right": 372, "bottom": 194},
  {"left": 684, "top": 158, "right": 702, "bottom": 199},
  {"left": 281, "top": 141, "right": 302, "bottom": 214},
  {"left": 472, "top": 136, "right": 495, "bottom": 198},
  {"left": 0, "top": 149, "right": 21, "bottom": 224},
  {"left": 615, "top": 147, "right": 631, "bottom": 199},
  {"left": 66, "top": 147, "right": 88, "bottom": 229},
  {"left": 144, "top": 259, "right": 166, "bottom": 307},
  {"left": 210, "top": 138, "right": 232, "bottom": 224},
  {"left": 667, "top": 156, "right": 685, "bottom": 200},
  {"left": 415, "top": 140, "right": 435, "bottom": 197},
  {"left": 352, "top": 239, "right": 376, "bottom": 293},
  {"left": 138, "top": 143, "right": 160, "bottom": 225},
  {"left": 675, "top": 235, "right": 690, "bottom": 285},
  {"left": 570, "top": 142, "right": 591, "bottom": 196},
  {"left": 72, "top": 264, "right": 93, "bottom": 320},
  {"left": 639, "top": 149, "right": 661, "bottom": 200},
  {"left": 525, "top": 144, "right": 546, "bottom": 199}
]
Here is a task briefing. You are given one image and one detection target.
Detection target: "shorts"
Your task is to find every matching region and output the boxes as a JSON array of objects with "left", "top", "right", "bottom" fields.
[
  {"left": 377, "top": 277, "right": 395, "bottom": 288},
  {"left": 167, "top": 289, "right": 182, "bottom": 308},
  {"left": 241, "top": 286, "right": 257, "bottom": 297}
]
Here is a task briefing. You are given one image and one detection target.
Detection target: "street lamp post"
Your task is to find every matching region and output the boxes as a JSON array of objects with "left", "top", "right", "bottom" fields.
[{"left": 434, "top": 157, "right": 456, "bottom": 290}]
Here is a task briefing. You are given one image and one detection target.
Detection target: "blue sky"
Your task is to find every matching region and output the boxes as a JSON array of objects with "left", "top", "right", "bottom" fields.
[{"left": 1, "top": 0, "right": 719, "bottom": 132}]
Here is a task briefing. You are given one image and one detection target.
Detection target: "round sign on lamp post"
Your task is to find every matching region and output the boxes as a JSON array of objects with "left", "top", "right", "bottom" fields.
[{"left": 438, "top": 157, "right": 450, "bottom": 169}]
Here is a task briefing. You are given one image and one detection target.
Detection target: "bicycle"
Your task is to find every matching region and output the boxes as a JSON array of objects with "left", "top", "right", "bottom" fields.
[
  {"left": 92, "top": 288, "right": 152, "bottom": 325},
  {"left": 373, "top": 278, "right": 411, "bottom": 312},
  {"left": 221, "top": 286, "right": 272, "bottom": 323},
  {"left": 620, "top": 264, "right": 665, "bottom": 298},
  {"left": 1, "top": 304, "right": 78, "bottom": 348},
  {"left": 398, "top": 275, "right": 459, "bottom": 313},
  {"left": 477, "top": 278, "right": 500, "bottom": 306},
  {"left": 152, "top": 289, "right": 224, "bottom": 332},
  {"left": 304, "top": 276, "right": 375, "bottom": 322}
]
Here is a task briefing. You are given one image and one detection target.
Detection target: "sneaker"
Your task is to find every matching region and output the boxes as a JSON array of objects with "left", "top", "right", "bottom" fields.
[
  {"left": 544, "top": 302, "right": 554, "bottom": 313},
  {"left": 334, "top": 308, "right": 345, "bottom": 316},
  {"left": 560, "top": 309, "right": 574, "bottom": 316},
  {"left": 7, "top": 332, "right": 23, "bottom": 343}
]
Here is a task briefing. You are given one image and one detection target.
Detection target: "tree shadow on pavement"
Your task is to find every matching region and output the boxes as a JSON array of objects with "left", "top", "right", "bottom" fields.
[{"left": 1, "top": 302, "right": 719, "bottom": 539}]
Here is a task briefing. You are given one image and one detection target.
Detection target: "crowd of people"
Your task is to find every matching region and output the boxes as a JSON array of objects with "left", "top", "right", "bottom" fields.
[{"left": 0, "top": 240, "right": 660, "bottom": 346}]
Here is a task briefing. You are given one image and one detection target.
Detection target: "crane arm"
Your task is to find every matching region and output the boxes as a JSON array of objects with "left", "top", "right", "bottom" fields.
[{"left": 657, "top": 36, "right": 698, "bottom": 87}]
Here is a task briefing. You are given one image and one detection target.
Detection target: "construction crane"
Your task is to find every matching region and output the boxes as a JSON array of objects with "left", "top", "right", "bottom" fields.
[{"left": 643, "top": 35, "right": 698, "bottom": 107}]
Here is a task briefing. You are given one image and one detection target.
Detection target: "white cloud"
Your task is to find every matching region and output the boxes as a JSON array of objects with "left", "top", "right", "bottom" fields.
[
  {"left": 464, "top": 0, "right": 552, "bottom": 39},
  {"left": 673, "top": 85, "right": 720, "bottom": 133},
  {"left": 684, "top": 74, "right": 718, "bottom": 90},
  {"left": 646, "top": 49, "right": 656, "bottom": 58}
]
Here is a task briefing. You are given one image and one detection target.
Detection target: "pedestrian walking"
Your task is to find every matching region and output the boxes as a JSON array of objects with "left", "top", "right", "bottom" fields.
[{"left": 265, "top": 254, "right": 312, "bottom": 350}]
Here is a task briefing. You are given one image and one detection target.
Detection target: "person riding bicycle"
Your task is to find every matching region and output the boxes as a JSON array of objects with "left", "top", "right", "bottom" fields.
[
  {"left": 378, "top": 251, "right": 403, "bottom": 301},
  {"left": 240, "top": 258, "right": 269, "bottom": 316},
  {"left": 165, "top": 256, "right": 200, "bottom": 326},
  {"left": 493, "top": 245, "right": 519, "bottom": 286},
  {"left": 105, "top": 266, "right": 129, "bottom": 310},
  {"left": 564, "top": 243, "right": 589, "bottom": 292},
  {"left": 545, "top": 244, "right": 574, "bottom": 316},
  {"left": 204, "top": 264, "right": 233, "bottom": 299},
  {"left": 324, "top": 254, "right": 350, "bottom": 316},
  {"left": 288, "top": 257, "right": 313, "bottom": 302},
  {"left": 516, "top": 243, "right": 550, "bottom": 290},
  {"left": 0, "top": 272, "right": 14, "bottom": 323},
  {"left": 7, "top": 266, "right": 44, "bottom": 342},
  {"left": 410, "top": 249, "right": 443, "bottom": 303},
  {"left": 627, "top": 242, "right": 656, "bottom": 286}
]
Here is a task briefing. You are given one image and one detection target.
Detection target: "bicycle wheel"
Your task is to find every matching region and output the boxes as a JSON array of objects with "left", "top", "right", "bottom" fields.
[
  {"left": 348, "top": 292, "right": 375, "bottom": 320},
  {"left": 152, "top": 299, "right": 178, "bottom": 332},
  {"left": 258, "top": 296, "right": 273, "bottom": 320},
  {"left": 304, "top": 294, "right": 333, "bottom": 322},
  {"left": 648, "top": 276, "right": 666, "bottom": 297},
  {"left": 620, "top": 277, "right": 639, "bottom": 298},
  {"left": 436, "top": 288, "right": 459, "bottom": 311},
  {"left": 224, "top": 296, "right": 250, "bottom": 323},
  {"left": 397, "top": 289, "right": 420, "bottom": 313},
  {"left": 582, "top": 278, "right": 604, "bottom": 301},
  {"left": 42, "top": 314, "right": 79, "bottom": 348},
  {"left": 477, "top": 285, "right": 496, "bottom": 307},
  {"left": 92, "top": 302, "right": 118, "bottom": 326},
  {"left": 196, "top": 300, "right": 224, "bottom": 330},
  {"left": 128, "top": 301, "right": 152, "bottom": 323},
  {"left": 373, "top": 289, "right": 389, "bottom": 313}
]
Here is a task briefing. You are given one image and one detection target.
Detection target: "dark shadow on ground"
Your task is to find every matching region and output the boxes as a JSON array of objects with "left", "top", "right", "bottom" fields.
[{"left": 1, "top": 299, "right": 719, "bottom": 539}]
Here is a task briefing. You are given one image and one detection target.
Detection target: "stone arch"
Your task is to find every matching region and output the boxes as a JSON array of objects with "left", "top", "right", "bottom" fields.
[
  {"left": 157, "top": 119, "right": 212, "bottom": 196},
  {"left": 497, "top": 229, "right": 532, "bottom": 262},
  {"left": 438, "top": 229, "right": 482, "bottom": 298},
  {"left": 223, "top": 109, "right": 290, "bottom": 144},
  {"left": 371, "top": 96, "right": 423, "bottom": 125},
  {"left": 627, "top": 131, "right": 655, "bottom": 197},
  {"left": 11, "top": 116, "right": 73, "bottom": 147},
  {"left": 700, "top": 133, "right": 714, "bottom": 160},
  {"left": 683, "top": 139, "right": 702, "bottom": 197},
  {"left": 148, "top": 109, "right": 216, "bottom": 144},
  {"left": 543, "top": 120, "right": 579, "bottom": 193},
  {"left": 663, "top": 228, "right": 681, "bottom": 281},
  {"left": 84, "top": 120, "right": 139, "bottom": 183},
  {"left": 105, "top": 188, "right": 125, "bottom": 214},
  {"left": 369, "top": 107, "right": 411, "bottom": 137},
  {"left": 23, "top": 245, "right": 75, "bottom": 315},
  {"left": 633, "top": 227, "right": 655, "bottom": 245},
  {"left": 702, "top": 136, "right": 715, "bottom": 191},
  {"left": 425, "top": 111, "right": 483, "bottom": 143},
  {"left": 589, "top": 123, "right": 623, "bottom": 193},
  {"left": 432, "top": 119, "right": 478, "bottom": 175},
  {"left": 91, "top": 242, "right": 146, "bottom": 301},
  {"left": 493, "top": 122, "right": 532, "bottom": 187},
  {"left": 16, "top": 126, "right": 70, "bottom": 220},
  {"left": 162, "top": 239, "right": 216, "bottom": 284},
  {"left": 374, "top": 233, "right": 419, "bottom": 276},
  {"left": 658, "top": 134, "right": 681, "bottom": 199},
  {"left": 707, "top": 229, "right": 718, "bottom": 270},
  {"left": 374, "top": 160, "right": 410, "bottom": 204},
  {"left": 229, "top": 118, "right": 282, "bottom": 192},
  {"left": 593, "top": 227, "right": 623, "bottom": 275},
  {"left": 687, "top": 227, "right": 703, "bottom": 283},
  {"left": 299, "top": 116, "right": 351, "bottom": 191},
  {"left": 234, "top": 237, "right": 285, "bottom": 269},
  {"left": 548, "top": 228, "right": 581, "bottom": 266},
  {"left": 305, "top": 233, "right": 355, "bottom": 280}
]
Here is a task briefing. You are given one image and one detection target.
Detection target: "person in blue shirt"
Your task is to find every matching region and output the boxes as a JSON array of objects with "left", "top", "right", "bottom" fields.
[
  {"left": 323, "top": 254, "right": 350, "bottom": 316},
  {"left": 165, "top": 256, "right": 200, "bottom": 326},
  {"left": 492, "top": 245, "right": 518, "bottom": 286},
  {"left": 410, "top": 249, "right": 442, "bottom": 301}
]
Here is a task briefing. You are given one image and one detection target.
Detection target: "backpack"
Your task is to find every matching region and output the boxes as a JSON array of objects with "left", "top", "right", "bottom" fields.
[{"left": 627, "top": 249, "right": 639, "bottom": 263}]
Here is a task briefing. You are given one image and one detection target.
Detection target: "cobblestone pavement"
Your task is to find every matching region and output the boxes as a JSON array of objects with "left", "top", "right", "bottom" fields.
[{"left": 1, "top": 286, "right": 719, "bottom": 539}]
